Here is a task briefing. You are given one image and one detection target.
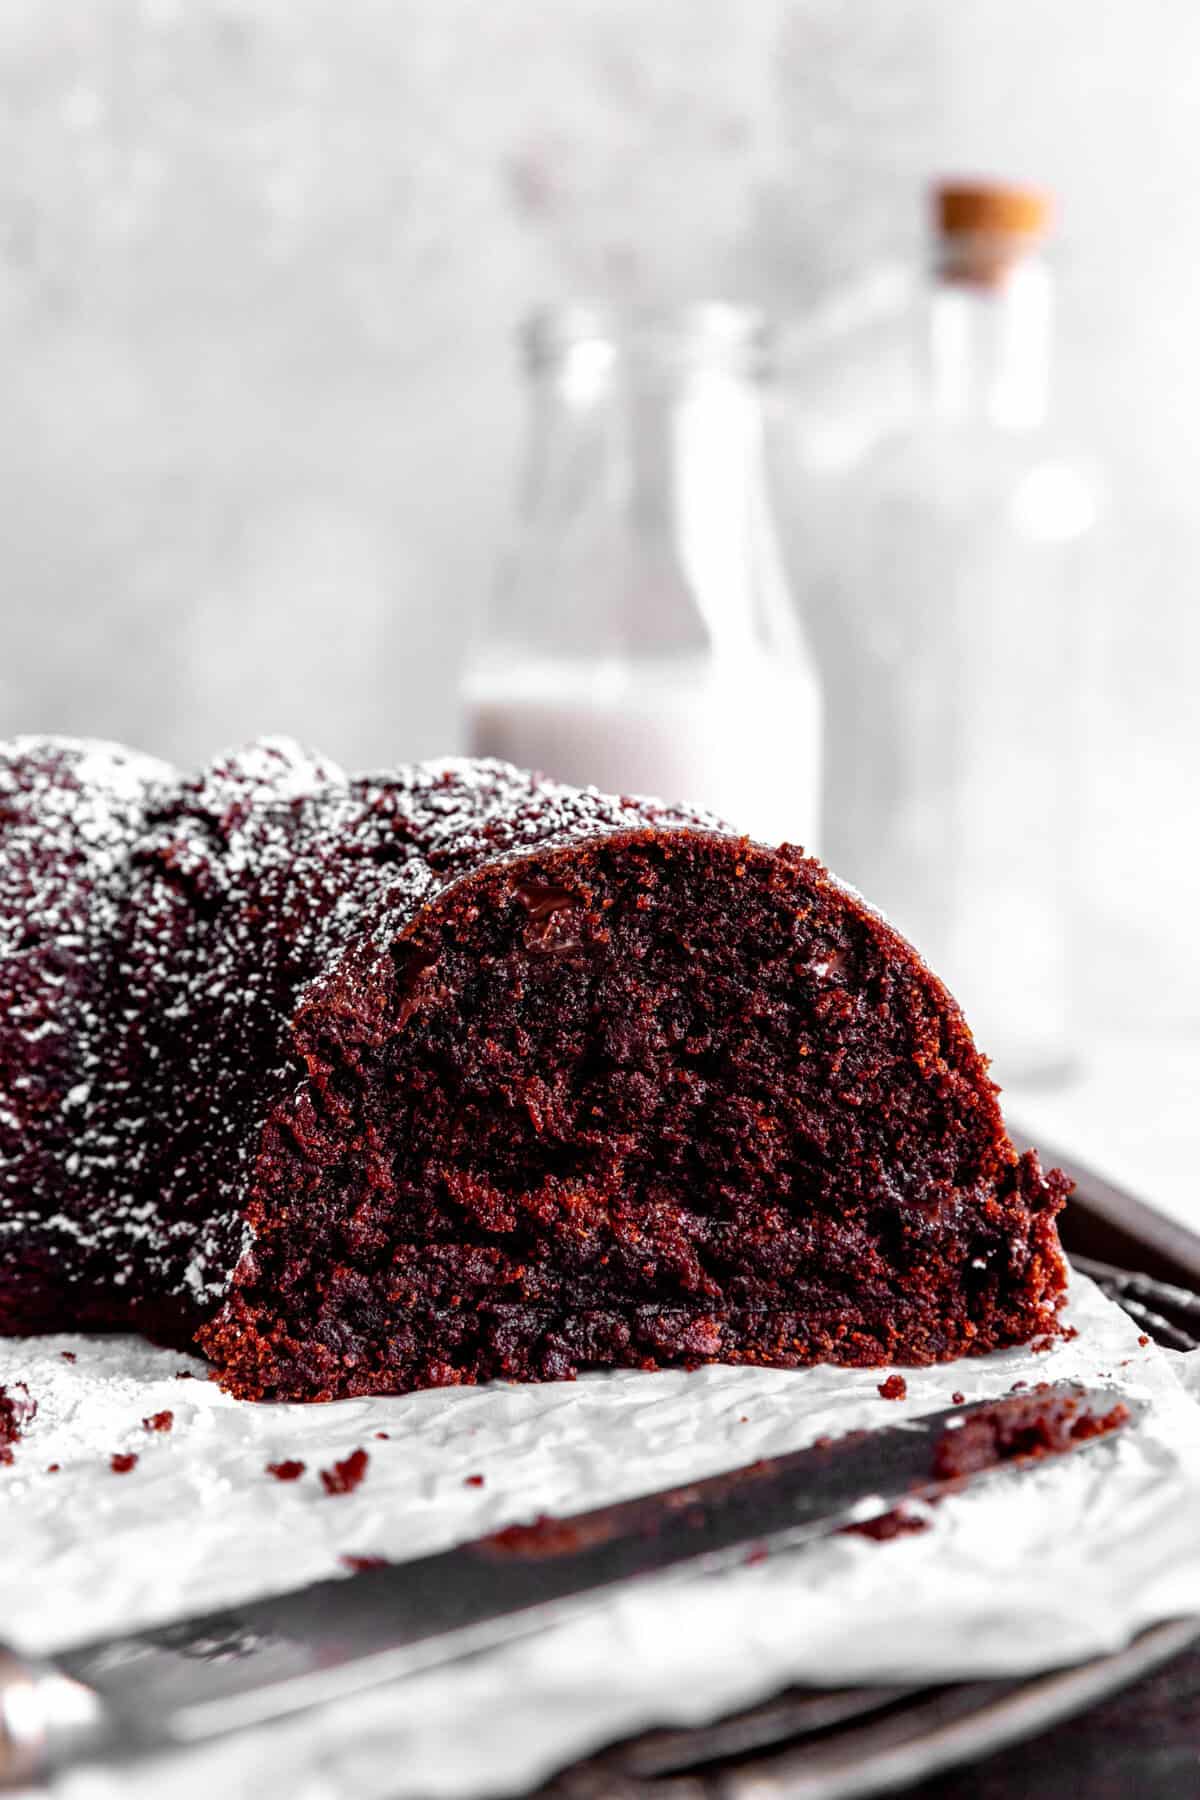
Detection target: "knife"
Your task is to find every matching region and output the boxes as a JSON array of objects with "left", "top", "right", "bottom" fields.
[{"left": 0, "top": 1381, "right": 1135, "bottom": 1787}]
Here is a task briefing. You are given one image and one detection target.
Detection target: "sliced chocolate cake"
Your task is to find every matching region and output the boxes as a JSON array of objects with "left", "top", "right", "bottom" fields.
[{"left": 0, "top": 737, "right": 1069, "bottom": 1399}]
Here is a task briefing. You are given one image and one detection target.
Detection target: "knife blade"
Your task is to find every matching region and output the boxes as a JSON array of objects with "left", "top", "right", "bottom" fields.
[{"left": 0, "top": 1381, "right": 1136, "bottom": 1786}]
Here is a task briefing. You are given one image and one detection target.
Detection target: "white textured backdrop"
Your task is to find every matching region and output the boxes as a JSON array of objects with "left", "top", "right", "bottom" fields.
[{"left": 0, "top": 0, "right": 1195, "bottom": 1037}]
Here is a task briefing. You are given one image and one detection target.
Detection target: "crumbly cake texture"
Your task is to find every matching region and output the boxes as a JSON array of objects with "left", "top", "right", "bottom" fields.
[{"left": 0, "top": 735, "right": 1069, "bottom": 1401}]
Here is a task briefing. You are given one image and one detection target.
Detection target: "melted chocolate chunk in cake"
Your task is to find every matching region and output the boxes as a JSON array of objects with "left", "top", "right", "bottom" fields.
[{"left": 0, "top": 739, "right": 1069, "bottom": 1400}]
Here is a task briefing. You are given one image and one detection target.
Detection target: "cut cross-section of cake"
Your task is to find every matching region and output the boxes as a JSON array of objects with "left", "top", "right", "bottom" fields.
[{"left": 0, "top": 739, "right": 1069, "bottom": 1400}]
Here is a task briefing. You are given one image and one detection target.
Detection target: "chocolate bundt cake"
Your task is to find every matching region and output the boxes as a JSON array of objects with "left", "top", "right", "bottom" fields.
[{"left": 0, "top": 735, "right": 1068, "bottom": 1400}]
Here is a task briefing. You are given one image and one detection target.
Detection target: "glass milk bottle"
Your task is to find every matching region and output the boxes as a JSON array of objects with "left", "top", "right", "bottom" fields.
[
  {"left": 464, "top": 304, "right": 822, "bottom": 850},
  {"left": 820, "top": 183, "right": 1100, "bottom": 1085}
]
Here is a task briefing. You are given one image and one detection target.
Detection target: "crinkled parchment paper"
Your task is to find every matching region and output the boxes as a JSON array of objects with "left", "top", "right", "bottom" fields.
[{"left": 1, "top": 1273, "right": 1198, "bottom": 1799}]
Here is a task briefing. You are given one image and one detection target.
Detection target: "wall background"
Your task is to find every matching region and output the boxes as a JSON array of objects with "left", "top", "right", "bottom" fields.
[{"left": 0, "top": 0, "right": 1194, "bottom": 1039}]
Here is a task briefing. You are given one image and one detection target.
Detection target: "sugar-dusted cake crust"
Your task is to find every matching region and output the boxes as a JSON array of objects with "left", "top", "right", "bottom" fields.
[
  {"left": 0, "top": 737, "right": 1070, "bottom": 1400},
  {"left": 0, "top": 738, "right": 172, "bottom": 1329}
]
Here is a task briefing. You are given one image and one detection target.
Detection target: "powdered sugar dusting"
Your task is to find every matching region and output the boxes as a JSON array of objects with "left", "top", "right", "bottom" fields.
[{"left": 0, "top": 739, "right": 172, "bottom": 1294}]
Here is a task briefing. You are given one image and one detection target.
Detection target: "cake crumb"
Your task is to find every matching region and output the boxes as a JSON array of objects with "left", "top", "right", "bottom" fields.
[
  {"left": 878, "top": 1374, "right": 906, "bottom": 1401},
  {"left": 321, "top": 1448, "right": 369, "bottom": 1496},
  {"left": 46, "top": 1463, "right": 60, "bottom": 1473},
  {"left": 110, "top": 1452, "right": 138, "bottom": 1474},
  {"left": 61, "top": 1351, "right": 77, "bottom": 1363},
  {"left": 744, "top": 1544, "right": 769, "bottom": 1566},
  {"left": 374, "top": 1431, "right": 390, "bottom": 1440},
  {"left": 0, "top": 1383, "right": 36, "bottom": 1465},
  {"left": 266, "top": 1459, "right": 306, "bottom": 1482},
  {"left": 464, "top": 1473, "right": 485, "bottom": 1488},
  {"left": 842, "top": 1506, "right": 930, "bottom": 1542},
  {"left": 340, "top": 1553, "right": 389, "bottom": 1572},
  {"left": 1138, "top": 1334, "right": 1150, "bottom": 1347},
  {"left": 176, "top": 1370, "right": 195, "bottom": 1380},
  {"left": 482, "top": 1511, "right": 614, "bottom": 1559},
  {"left": 143, "top": 1410, "right": 174, "bottom": 1433},
  {"left": 951, "top": 1391, "right": 965, "bottom": 1405},
  {"left": 1032, "top": 1323, "right": 1075, "bottom": 1353},
  {"left": 932, "top": 1392, "right": 1130, "bottom": 1482}
]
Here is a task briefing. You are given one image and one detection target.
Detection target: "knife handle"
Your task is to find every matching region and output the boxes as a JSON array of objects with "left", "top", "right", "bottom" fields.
[{"left": 0, "top": 1643, "right": 108, "bottom": 1789}]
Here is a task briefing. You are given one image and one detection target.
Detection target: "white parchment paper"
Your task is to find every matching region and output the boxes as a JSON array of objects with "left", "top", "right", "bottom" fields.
[{"left": 1, "top": 1274, "right": 1199, "bottom": 1799}]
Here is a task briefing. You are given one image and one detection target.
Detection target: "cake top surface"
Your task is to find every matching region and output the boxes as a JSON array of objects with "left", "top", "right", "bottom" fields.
[{"left": 141, "top": 744, "right": 735, "bottom": 997}]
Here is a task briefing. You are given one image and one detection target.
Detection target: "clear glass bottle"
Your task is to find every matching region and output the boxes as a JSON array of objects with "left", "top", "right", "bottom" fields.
[
  {"left": 818, "top": 184, "right": 1099, "bottom": 1086},
  {"left": 463, "top": 303, "right": 823, "bottom": 850}
]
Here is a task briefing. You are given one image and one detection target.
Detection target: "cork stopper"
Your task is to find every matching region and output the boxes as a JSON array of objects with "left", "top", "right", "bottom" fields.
[{"left": 934, "top": 181, "right": 1052, "bottom": 285}]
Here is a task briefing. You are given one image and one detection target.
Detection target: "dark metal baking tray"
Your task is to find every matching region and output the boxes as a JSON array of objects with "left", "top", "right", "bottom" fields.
[{"left": 531, "top": 1136, "right": 1200, "bottom": 1800}]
